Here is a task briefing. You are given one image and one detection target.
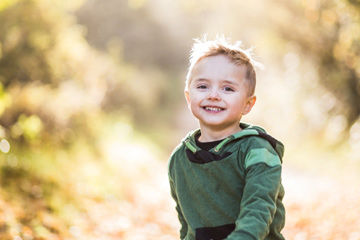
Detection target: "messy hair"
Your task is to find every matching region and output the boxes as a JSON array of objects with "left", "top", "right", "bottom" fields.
[{"left": 185, "top": 35, "right": 263, "bottom": 96}]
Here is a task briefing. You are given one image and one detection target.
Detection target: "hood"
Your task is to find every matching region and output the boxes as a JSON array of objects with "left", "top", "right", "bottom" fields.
[{"left": 183, "top": 123, "right": 284, "bottom": 163}]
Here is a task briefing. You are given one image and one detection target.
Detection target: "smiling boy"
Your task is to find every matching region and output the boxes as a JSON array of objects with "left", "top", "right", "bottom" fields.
[
  {"left": 168, "top": 36, "right": 285, "bottom": 240},
  {"left": 185, "top": 54, "right": 255, "bottom": 142}
]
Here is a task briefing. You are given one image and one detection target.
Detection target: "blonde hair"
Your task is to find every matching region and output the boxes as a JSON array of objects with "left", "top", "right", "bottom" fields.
[{"left": 185, "top": 35, "right": 263, "bottom": 96}]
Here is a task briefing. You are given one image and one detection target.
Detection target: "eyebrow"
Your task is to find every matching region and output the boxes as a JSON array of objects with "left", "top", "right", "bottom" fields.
[
  {"left": 194, "top": 78, "right": 208, "bottom": 82},
  {"left": 192, "top": 78, "right": 240, "bottom": 87},
  {"left": 221, "top": 80, "right": 239, "bottom": 86},
  {"left": 192, "top": 78, "right": 209, "bottom": 85}
]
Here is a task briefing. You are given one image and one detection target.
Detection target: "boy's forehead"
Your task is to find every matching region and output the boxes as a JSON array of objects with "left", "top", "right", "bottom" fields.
[
  {"left": 192, "top": 55, "right": 247, "bottom": 78},
  {"left": 194, "top": 55, "right": 244, "bottom": 70}
]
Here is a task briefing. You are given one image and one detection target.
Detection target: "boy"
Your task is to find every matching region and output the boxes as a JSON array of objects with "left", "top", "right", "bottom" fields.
[{"left": 168, "top": 36, "right": 285, "bottom": 240}]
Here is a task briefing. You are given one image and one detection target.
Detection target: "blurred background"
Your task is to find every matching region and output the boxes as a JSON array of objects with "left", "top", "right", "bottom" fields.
[{"left": 0, "top": 0, "right": 359, "bottom": 239}]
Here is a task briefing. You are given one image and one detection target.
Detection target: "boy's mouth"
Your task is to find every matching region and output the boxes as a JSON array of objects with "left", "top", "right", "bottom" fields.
[{"left": 203, "top": 106, "right": 225, "bottom": 112}]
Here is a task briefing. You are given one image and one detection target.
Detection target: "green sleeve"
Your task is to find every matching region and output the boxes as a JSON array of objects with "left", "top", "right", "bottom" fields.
[
  {"left": 169, "top": 174, "right": 188, "bottom": 239},
  {"left": 225, "top": 144, "right": 282, "bottom": 240}
]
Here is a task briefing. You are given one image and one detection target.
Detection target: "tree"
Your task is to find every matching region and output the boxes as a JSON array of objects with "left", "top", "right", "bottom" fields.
[{"left": 271, "top": 0, "right": 360, "bottom": 129}]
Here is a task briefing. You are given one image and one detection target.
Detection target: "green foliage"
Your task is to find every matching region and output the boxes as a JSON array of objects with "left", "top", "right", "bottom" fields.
[
  {"left": 0, "top": 0, "right": 110, "bottom": 148},
  {"left": 0, "top": 0, "right": 58, "bottom": 87},
  {"left": 0, "top": 0, "right": 21, "bottom": 12},
  {"left": 0, "top": 154, "right": 67, "bottom": 239},
  {"left": 0, "top": 82, "right": 11, "bottom": 116}
]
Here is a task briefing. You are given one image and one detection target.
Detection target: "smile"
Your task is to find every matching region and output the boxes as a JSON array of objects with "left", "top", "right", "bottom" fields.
[{"left": 203, "top": 106, "right": 224, "bottom": 112}]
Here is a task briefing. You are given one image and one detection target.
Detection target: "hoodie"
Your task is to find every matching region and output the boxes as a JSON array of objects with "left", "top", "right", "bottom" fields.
[{"left": 168, "top": 123, "right": 285, "bottom": 240}]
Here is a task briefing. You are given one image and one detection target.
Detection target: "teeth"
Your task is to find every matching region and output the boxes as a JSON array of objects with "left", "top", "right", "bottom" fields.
[{"left": 205, "top": 107, "right": 222, "bottom": 111}]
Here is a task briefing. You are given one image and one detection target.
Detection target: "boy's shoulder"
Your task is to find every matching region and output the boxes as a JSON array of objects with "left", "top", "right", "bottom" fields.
[
  {"left": 231, "top": 124, "right": 284, "bottom": 169},
  {"left": 168, "top": 129, "right": 196, "bottom": 168},
  {"left": 235, "top": 123, "right": 284, "bottom": 160},
  {"left": 168, "top": 141, "right": 186, "bottom": 161}
]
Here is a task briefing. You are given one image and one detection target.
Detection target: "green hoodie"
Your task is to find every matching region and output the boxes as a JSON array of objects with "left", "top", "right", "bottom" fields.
[{"left": 168, "top": 123, "right": 285, "bottom": 240}]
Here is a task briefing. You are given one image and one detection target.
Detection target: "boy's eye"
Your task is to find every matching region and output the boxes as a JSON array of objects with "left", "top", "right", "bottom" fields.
[
  {"left": 197, "top": 85, "right": 208, "bottom": 89},
  {"left": 223, "top": 86, "right": 234, "bottom": 92}
]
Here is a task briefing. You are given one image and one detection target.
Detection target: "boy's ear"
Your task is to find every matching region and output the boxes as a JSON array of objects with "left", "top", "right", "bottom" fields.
[
  {"left": 243, "top": 95, "right": 256, "bottom": 115},
  {"left": 184, "top": 91, "right": 191, "bottom": 106}
]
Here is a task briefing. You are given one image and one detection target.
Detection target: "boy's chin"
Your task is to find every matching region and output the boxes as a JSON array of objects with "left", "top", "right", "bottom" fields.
[{"left": 198, "top": 121, "right": 241, "bottom": 130}]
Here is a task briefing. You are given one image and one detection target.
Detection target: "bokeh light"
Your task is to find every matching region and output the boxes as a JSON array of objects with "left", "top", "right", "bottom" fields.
[{"left": 0, "top": 139, "right": 10, "bottom": 153}]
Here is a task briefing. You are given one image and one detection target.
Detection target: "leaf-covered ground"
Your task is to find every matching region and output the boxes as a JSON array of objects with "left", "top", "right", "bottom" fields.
[
  {"left": 282, "top": 167, "right": 360, "bottom": 240},
  {"left": 78, "top": 161, "right": 360, "bottom": 240},
  {"left": 1, "top": 140, "right": 359, "bottom": 240}
]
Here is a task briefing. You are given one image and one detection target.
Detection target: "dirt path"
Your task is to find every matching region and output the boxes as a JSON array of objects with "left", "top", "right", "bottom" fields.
[
  {"left": 78, "top": 161, "right": 360, "bottom": 240},
  {"left": 282, "top": 166, "right": 360, "bottom": 240},
  {"left": 2, "top": 157, "right": 358, "bottom": 240}
]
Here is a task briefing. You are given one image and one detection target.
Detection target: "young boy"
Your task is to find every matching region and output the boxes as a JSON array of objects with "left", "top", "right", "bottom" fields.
[{"left": 168, "top": 36, "right": 285, "bottom": 240}]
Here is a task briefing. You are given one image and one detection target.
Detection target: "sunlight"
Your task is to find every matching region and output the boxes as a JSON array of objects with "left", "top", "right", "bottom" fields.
[
  {"left": 349, "top": 121, "right": 360, "bottom": 155},
  {"left": 128, "top": 0, "right": 146, "bottom": 9},
  {"left": 1, "top": 0, "right": 359, "bottom": 239},
  {"left": 0, "top": 139, "right": 10, "bottom": 153}
]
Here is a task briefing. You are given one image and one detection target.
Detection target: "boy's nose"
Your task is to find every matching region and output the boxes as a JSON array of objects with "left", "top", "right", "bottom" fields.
[{"left": 207, "top": 89, "right": 221, "bottom": 101}]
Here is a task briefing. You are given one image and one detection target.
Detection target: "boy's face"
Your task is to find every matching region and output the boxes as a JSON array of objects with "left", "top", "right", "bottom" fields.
[{"left": 185, "top": 55, "right": 256, "bottom": 135}]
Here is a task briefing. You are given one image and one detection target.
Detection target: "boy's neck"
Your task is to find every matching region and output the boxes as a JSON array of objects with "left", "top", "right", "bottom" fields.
[{"left": 198, "top": 124, "right": 242, "bottom": 142}]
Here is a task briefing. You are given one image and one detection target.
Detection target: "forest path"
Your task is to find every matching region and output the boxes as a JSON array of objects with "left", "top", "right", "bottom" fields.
[
  {"left": 281, "top": 166, "right": 360, "bottom": 240},
  {"left": 78, "top": 157, "right": 360, "bottom": 240}
]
